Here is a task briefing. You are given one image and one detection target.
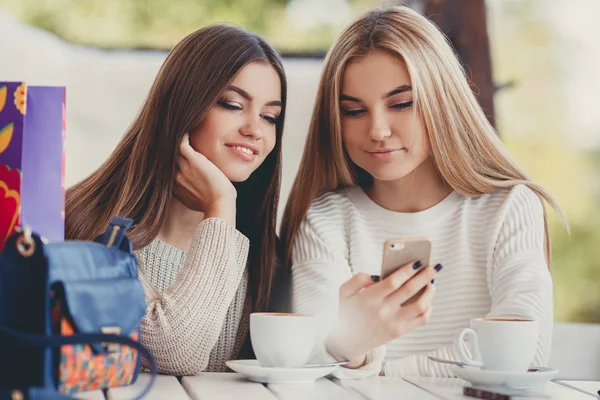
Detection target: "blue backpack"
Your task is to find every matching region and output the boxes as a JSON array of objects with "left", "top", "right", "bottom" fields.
[{"left": 0, "top": 217, "right": 156, "bottom": 399}]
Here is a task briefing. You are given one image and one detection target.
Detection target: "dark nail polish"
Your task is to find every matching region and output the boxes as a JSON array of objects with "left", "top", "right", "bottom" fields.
[
  {"left": 370, "top": 275, "right": 380, "bottom": 282},
  {"left": 413, "top": 260, "right": 423, "bottom": 270},
  {"left": 431, "top": 279, "right": 435, "bottom": 284},
  {"left": 434, "top": 263, "right": 443, "bottom": 272}
]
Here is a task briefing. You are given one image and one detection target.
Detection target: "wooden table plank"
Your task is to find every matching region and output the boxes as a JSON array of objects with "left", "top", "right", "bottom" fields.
[
  {"left": 268, "top": 377, "right": 362, "bottom": 400},
  {"left": 406, "top": 377, "right": 597, "bottom": 399},
  {"left": 404, "top": 377, "right": 468, "bottom": 400},
  {"left": 517, "top": 382, "right": 593, "bottom": 399},
  {"left": 107, "top": 373, "right": 190, "bottom": 400},
  {"left": 555, "top": 380, "right": 600, "bottom": 397},
  {"left": 74, "top": 390, "right": 106, "bottom": 400},
  {"left": 332, "top": 376, "right": 440, "bottom": 399},
  {"left": 182, "top": 373, "right": 277, "bottom": 400}
]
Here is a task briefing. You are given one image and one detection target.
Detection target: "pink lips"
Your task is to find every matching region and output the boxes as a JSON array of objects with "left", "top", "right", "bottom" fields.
[
  {"left": 366, "top": 148, "right": 405, "bottom": 159},
  {"left": 226, "top": 143, "right": 259, "bottom": 162}
]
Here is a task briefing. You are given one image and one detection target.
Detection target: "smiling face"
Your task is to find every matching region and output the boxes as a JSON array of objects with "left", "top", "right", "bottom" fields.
[
  {"left": 340, "top": 50, "right": 431, "bottom": 183},
  {"left": 189, "top": 60, "right": 282, "bottom": 182}
]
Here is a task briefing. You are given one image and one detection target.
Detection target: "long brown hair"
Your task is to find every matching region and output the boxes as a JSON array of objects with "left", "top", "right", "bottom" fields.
[
  {"left": 66, "top": 25, "right": 287, "bottom": 312},
  {"left": 281, "top": 6, "right": 566, "bottom": 267}
]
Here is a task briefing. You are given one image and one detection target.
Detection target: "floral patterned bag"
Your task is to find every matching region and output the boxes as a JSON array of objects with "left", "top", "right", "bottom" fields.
[{"left": 0, "top": 217, "right": 156, "bottom": 399}]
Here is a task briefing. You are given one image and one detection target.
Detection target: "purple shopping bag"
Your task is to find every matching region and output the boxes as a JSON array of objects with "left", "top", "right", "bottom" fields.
[{"left": 0, "top": 82, "right": 66, "bottom": 250}]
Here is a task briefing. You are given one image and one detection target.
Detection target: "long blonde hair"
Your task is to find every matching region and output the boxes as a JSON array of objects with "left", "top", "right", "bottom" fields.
[{"left": 280, "top": 5, "right": 566, "bottom": 267}]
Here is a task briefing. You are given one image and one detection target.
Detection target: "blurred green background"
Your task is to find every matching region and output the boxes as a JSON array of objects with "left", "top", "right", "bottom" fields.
[
  {"left": 2, "top": 0, "right": 380, "bottom": 52},
  {"left": 3, "top": 0, "right": 598, "bottom": 322}
]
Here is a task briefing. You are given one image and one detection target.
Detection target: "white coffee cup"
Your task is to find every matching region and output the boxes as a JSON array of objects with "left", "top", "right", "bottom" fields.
[
  {"left": 454, "top": 318, "right": 539, "bottom": 372},
  {"left": 250, "top": 313, "right": 317, "bottom": 368}
]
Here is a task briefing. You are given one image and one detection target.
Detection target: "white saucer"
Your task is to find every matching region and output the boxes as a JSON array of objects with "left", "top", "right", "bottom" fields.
[
  {"left": 226, "top": 360, "right": 338, "bottom": 384},
  {"left": 451, "top": 365, "right": 559, "bottom": 389}
]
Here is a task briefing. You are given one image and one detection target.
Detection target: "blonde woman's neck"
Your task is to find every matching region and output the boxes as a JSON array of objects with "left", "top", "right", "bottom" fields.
[{"left": 365, "top": 156, "right": 452, "bottom": 213}]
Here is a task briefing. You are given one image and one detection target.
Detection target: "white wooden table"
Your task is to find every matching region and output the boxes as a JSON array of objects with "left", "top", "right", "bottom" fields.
[{"left": 74, "top": 373, "right": 600, "bottom": 399}]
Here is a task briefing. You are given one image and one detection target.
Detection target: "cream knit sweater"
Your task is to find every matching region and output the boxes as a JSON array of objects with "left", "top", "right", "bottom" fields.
[
  {"left": 292, "top": 184, "right": 553, "bottom": 377},
  {"left": 135, "top": 217, "right": 250, "bottom": 375}
]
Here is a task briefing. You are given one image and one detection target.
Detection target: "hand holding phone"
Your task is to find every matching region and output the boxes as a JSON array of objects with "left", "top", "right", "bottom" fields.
[
  {"left": 326, "top": 263, "right": 437, "bottom": 364},
  {"left": 326, "top": 237, "right": 440, "bottom": 364}
]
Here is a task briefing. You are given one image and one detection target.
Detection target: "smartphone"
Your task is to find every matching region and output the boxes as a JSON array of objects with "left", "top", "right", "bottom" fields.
[
  {"left": 380, "top": 236, "right": 432, "bottom": 306},
  {"left": 381, "top": 236, "right": 431, "bottom": 279}
]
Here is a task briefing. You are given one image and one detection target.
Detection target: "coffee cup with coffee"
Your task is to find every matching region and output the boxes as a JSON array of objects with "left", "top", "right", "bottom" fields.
[
  {"left": 250, "top": 313, "right": 317, "bottom": 368},
  {"left": 454, "top": 318, "right": 539, "bottom": 372}
]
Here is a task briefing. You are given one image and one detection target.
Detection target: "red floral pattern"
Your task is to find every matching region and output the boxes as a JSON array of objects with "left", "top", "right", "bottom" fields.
[{"left": 0, "top": 164, "right": 21, "bottom": 250}]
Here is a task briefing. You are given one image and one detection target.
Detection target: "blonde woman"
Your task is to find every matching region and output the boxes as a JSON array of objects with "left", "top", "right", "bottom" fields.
[{"left": 281, "top": 6, "right": 565, "bottom": 377}]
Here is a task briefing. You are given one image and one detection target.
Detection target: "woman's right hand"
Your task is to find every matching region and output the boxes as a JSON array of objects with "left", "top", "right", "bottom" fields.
[
  {"left": 326, "top": 263, "right": 438, "bottom": 367},
  {"left": 175, "top": 133, "right": 238, "bottom": 225}
]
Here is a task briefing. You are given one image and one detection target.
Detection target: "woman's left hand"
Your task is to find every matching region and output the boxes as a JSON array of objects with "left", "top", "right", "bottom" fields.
[{"left": 174, "top": 133, "right": 237, "bottom": 225}]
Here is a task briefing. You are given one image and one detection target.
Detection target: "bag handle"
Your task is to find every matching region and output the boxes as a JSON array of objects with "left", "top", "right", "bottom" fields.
[
  {"left": 0, "top": 325, "right": 157, "bottom": 400},
  {"left": 95, "top": 217, "right": 133, "bottom": 249}
]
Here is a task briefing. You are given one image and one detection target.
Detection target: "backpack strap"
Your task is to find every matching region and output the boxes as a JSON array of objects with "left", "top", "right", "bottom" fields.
[{"left": 95, "top": 217, "right": 133, "bottom": 248}]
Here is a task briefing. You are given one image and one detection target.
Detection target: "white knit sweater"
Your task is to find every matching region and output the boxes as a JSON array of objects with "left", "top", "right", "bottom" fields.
[{"left": 291, "top": 184, "right": 553, "bottom": 377}]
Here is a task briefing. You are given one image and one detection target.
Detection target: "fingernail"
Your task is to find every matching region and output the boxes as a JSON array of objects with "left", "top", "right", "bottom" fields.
[
  {"left": 434, "top": 263, "right": 443, "bottom": 272},
  {"left": 431, "top": 279, "right": 435, "bottom": 284},
  {"left": 370, "top": 275, "right": 380, "bottom": 282},
  {"left": 413, "top": 260, "right": 423, "bottom": 270}
]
